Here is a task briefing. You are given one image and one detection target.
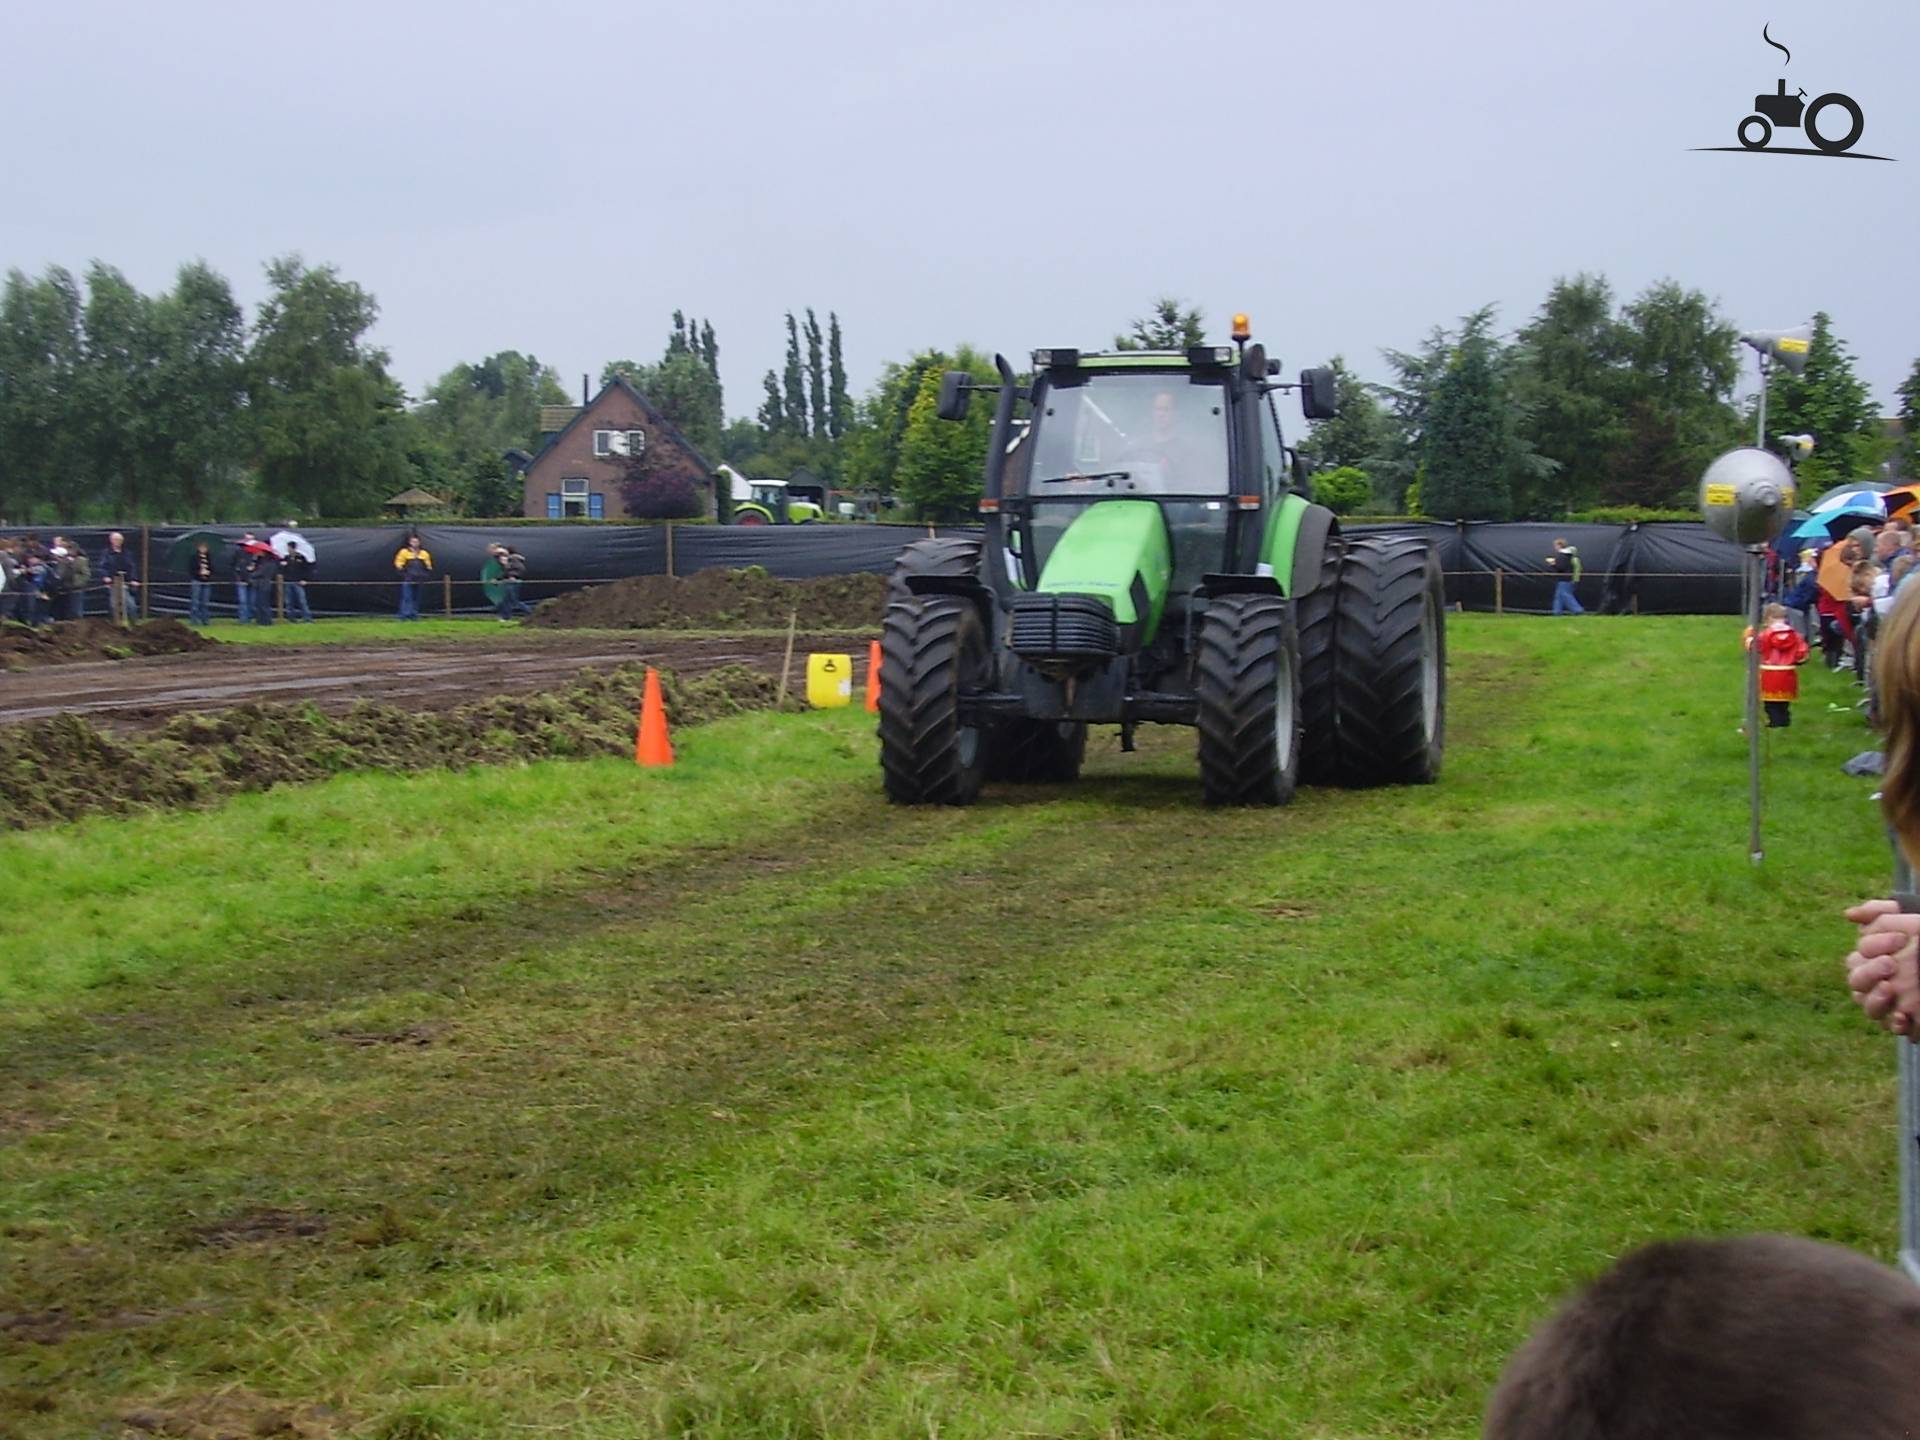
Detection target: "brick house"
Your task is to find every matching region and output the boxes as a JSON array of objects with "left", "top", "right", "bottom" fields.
[{"left": 516, "top": 375, "right": 715, "bottom": 519}]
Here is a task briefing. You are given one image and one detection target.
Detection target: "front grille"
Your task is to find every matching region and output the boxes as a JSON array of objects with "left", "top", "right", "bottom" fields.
[{"left": 1008, "top": 593, "right": 1120, "bottom": 661}]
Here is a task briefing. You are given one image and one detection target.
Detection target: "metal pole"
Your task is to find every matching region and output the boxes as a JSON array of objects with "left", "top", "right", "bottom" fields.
[
  {"left": 139, "top": 526, "right": 150, "bottom": 619},
  {"left": 1896, "top": 847, "right": 1920, "bottom": 1283},
  {"left": 1755, "top": 357, "right": 1769, "bottom": 449},
  {"left": 1746, "top": 545, "right": 1765, "bottom": 864}
]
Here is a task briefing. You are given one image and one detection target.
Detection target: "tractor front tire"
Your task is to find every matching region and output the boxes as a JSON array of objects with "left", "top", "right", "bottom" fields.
[
  {"left": 1329, "top": 538, "right": 1445, "bottom": 786},
  {"left": 987, "top": 719, "right": 1086, "bottom": 783},
  {"left": 1195, "top": 593, "right": 1302, "bottom": 806},
  {"left": 878, "top": 597, "right": 990, "bottom": 805}
]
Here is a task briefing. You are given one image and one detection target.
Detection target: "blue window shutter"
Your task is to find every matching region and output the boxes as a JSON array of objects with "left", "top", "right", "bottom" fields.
[
  {"left": 546, "top": 494, "right": 562, "bottom": 519},
  {"left": 589, "top": 493, "right": 605, "bottom": 519}
]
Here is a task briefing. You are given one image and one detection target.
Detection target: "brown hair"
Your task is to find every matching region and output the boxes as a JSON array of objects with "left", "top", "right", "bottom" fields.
[
  {"left": 1763, "top": 602, "right": 1787, "bottom": 623},
  {"left": 1880, "top": 582, "right": 1920, "bottom": 864},
  {"left": 1485, "top": 1234, "right": 1920, "bottom": 1440}
]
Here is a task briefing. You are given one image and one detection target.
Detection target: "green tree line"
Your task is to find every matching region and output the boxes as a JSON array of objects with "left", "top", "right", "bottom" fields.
[
  {"left": 1300, "top": 276, "right": 1892, "bottom": 519},
  {"left": 0, "top": 262, "right": 1903, "bottom": 525}
]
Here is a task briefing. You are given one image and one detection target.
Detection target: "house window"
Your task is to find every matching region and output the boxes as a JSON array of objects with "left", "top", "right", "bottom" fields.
[
  {"left": 592, "top": 429, "right": 612, "bottom": 457},
  {"left": 562, "top": 476, "right": 590, "bottom": 518},
  {"left": 627, "top": 430, "right": 646, "bottom": 456}
]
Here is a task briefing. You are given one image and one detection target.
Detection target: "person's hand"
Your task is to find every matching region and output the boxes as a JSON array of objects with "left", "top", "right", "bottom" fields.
[
  {"left": 1846, "top": 899, "right": 1903, "bottom": 927},
  {"left": 1846, "top": 929, "right": 1920, "bottom": 1037}
]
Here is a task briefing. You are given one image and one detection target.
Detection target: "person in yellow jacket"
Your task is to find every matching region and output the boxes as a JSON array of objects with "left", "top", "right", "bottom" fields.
[{"left": 394, "top": 534, "right": 433, "bottom": 620}]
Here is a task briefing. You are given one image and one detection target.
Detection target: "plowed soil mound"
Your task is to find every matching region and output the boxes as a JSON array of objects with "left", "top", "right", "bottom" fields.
[
  {"left": 0, "top": 664, "right": 792, "bottom": 830},
  {"left": 0, "top": 618, "right": 212, "bottom": 670},
  {"left": 530, "top": 567, "right": 888, "bottom": 631}
]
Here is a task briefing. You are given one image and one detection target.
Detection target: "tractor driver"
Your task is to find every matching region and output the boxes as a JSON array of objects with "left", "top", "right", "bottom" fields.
[{"left": 1122, "top": 387, "right": 1219, "bottom": 489}]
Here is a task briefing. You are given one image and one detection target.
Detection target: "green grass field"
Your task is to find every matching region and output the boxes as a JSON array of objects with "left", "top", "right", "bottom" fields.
[{"left": 0, "top": 616, "right": 1899, "bottom": 1438}]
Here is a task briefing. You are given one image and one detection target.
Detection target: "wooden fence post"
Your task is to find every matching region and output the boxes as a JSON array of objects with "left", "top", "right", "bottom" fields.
[
  {"left": 1493, "top": 568, "right": 1504, "bottom": 615},
  {"left": 140, "top": 526, "right": 151, "bottom": 619},
  {"left": 665, "top": 521, "right": 675, "bottom": 578},
  {"left": 443, "top": 572, "right": 453, "bottom": 619}
]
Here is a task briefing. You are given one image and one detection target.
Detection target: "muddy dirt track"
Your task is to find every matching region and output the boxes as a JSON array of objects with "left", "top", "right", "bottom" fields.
[{"left": 0, "top": 632, "right": 876, "bottom": 734}]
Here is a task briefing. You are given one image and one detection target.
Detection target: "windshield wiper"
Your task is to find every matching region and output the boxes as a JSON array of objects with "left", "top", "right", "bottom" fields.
[{"left": 1038, "top": 471, "right": 1131, "bottom": 486}]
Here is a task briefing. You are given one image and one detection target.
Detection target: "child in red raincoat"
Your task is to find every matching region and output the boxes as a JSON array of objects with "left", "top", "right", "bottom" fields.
[{"left": 1745, "top": 602, "right": 1811, "bottom": 727}]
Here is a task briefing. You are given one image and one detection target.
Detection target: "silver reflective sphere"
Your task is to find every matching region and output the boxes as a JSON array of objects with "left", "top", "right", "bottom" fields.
[{"left": 1699, "top": 448, "right": 1795, "bottom": 546}]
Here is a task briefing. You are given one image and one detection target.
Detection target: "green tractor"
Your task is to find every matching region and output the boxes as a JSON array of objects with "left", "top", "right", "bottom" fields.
[
  {"left": 878, "top": 325, "right": 1444, "bottom": 805},
  {"left": 733, "top": 478, "right": 828, "bottom": 526}
]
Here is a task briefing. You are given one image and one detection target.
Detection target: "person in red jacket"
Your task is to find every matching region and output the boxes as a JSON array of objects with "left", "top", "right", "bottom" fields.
[{"left": 1744, "top": 602, "right": 1810, "bottom": 727}]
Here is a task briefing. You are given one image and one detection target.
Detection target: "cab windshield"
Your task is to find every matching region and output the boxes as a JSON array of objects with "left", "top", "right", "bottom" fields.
[
  {"left": 1011, "top": 370, "right": 1234, "bottom": 601},
  {"left": 1025, "top": 371, "right": 1229, "bottom": 495}
]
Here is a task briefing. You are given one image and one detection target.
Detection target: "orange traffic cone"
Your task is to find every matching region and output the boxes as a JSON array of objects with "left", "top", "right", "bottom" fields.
[
  {"left": 865, "top": 639, "right": 883, "bottom": 713},
  {"left": 636, "top": 667, "right": 674, "bottom": 767}
]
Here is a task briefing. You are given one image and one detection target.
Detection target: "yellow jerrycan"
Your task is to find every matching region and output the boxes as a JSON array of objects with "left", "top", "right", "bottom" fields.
[{"left": 806, "top": 652, "right": 854, "bottom": 708}]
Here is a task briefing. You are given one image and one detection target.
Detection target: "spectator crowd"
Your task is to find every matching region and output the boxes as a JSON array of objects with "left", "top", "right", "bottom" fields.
[{"left": 0, "top": 532, "right": 140, "bottom": 626}]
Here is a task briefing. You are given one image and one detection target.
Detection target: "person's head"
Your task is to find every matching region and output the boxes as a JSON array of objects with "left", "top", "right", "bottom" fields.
[
  {"left": 108, "top": 531, "right": 124, "bottom": 549},
  {"left": 1764, "top": 602, "right": 1788, "bottom": 625},
  {"left": 1879, "top": 586, "right": 1920, "bottom": 862},
  {"left": 1847, "top": 525, "right": 1878, "bottom": 560},
  {"left": 1852, "top": 560, "right": 1879, "bottom": 594},
  {"left": 1875, "top": 530, "right": 1899, "bottom": 561},
  {"left": 1485, "top": 1234, "right": 1920, "bottom": 1440},
  {"left": 241, "top": 532, "right": 256, "bottom": 544},
  {"left": 1148, "top": 389, "right": 1179, "bottom": 443},
  {"left": 1553, "top": 537, "right": 1569, "bottom": 552},
  {"left": 407, "top": 532, "right": 421, "bottom": 547}
]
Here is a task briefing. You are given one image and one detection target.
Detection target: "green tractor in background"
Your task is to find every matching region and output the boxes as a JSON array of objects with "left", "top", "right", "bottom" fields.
[
  {"left": 733, "top": 478, "right": 829, "bottom": 526},
  {"left": 878, "top": 320, "right": 1444, "bottom": 805}
]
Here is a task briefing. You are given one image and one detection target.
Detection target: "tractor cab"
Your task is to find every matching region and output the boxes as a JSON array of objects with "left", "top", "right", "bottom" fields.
[{"left": 1013, "top": 351, "right": 1247, "bottom": 628}]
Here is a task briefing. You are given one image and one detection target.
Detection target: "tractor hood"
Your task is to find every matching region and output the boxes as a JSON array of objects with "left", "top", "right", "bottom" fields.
[{"left": 1007, "top": 501, "right": 1172, "bottom": 669}]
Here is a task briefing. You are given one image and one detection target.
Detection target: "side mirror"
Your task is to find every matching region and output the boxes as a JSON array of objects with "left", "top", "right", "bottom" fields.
[
  {"left": 936, "top": 371, "right": 972, "bottom": 422},
  {"left": 1300, "top": 367, "right": 1338, "bottom": 421}
]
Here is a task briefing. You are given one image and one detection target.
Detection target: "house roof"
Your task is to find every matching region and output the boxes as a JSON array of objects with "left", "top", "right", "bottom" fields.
[
  {"left": 531, "top": 375, "right": 716, "bottom": 474},
  {"left": 384, "top": 487, "right": 448, "bottom": 507},
  {"left": 538, "top": 404, "right": 582, "bottom": 434}
]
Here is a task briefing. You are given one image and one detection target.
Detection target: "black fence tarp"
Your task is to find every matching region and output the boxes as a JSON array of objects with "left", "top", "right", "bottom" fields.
[{"left": 0, "top": 519, "right": 1755, "bottom": 618}]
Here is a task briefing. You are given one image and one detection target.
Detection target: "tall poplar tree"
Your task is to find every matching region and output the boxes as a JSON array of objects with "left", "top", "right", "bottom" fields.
[
  {"left": 827, "top": 312, "right": 850, "bottom": 439},
  {"left": 804, "top": 309, "right": 827, "bottom": 437},
  {"left": 782, "top": 313, "right": 807, "bottom": 438}
]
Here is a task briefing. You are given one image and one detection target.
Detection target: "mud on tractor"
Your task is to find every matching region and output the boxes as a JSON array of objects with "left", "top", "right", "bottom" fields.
[{"left": 877, "top": 318, "right": 1444, "bottom": 805}]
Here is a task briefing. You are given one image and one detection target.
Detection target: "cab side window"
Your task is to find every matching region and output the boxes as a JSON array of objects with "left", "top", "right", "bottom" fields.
[{"left": 1260, "top": 397, "right": 1287, "bottom": 501}]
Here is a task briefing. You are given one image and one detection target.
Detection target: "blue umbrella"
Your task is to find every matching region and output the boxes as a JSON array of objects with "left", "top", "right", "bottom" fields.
[{"left": 1790, "top": 506, "right": 1882, "bottom": 543}]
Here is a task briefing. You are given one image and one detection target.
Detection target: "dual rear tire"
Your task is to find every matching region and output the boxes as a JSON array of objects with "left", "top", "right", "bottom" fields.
[
  {"left": 1299, "top": 537, "right": 1446, "bottom": 786},
  {"left": 1190, "top": 536, "right": 1445, "bottom": 803}
]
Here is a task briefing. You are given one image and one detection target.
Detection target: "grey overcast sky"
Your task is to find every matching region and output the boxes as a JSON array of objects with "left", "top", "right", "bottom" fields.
[{"left": 3, "top": 0, "right": 1916, "bottom": 419}]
